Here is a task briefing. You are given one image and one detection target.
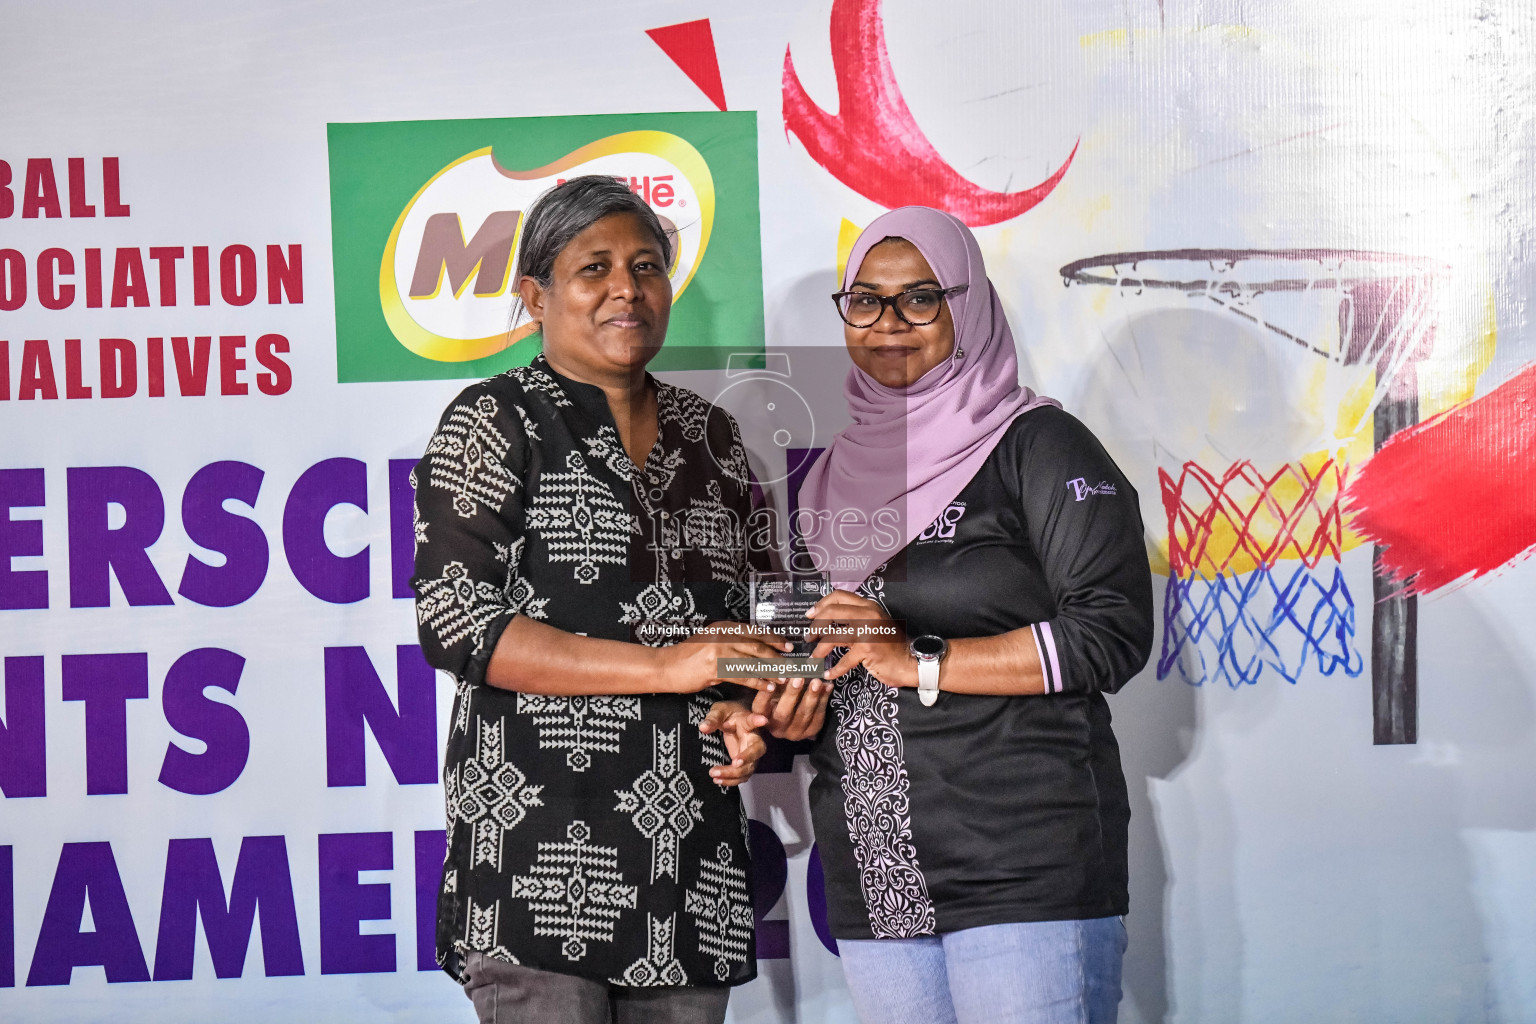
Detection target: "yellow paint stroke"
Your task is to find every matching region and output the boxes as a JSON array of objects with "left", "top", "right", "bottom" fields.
[
  {"left": 836, "top": 217, "right": 862, "bottom": 285},
  {"left": 1077, "top": 192, "right": 1114, "bottom": 233},
  {"left": 1420, "top": 286, "right": 1497, "bottom": 417},
  {"left": 1078, "top": 25, "right": 1257, "bottom": 49},
  {"left": 1078, "top": 28, "right": 1130, "bottom": 50},
  {"left": 1334, "top": 370, "right": 1376, "bottom": 444}
]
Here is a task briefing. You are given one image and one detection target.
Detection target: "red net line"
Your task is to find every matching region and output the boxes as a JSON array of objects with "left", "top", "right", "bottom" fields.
[{"left": 1160, "top": 460, "right": 1349, "bottom": 576}]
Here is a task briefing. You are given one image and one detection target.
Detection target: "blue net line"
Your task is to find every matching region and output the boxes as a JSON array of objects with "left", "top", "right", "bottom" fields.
[{"left": 1158, "top": 563, "right": 1363, "bottom": 688}]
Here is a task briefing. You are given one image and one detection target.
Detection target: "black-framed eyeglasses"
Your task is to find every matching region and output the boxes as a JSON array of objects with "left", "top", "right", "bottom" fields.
[{"left": 831, "top": 285, "right": 968, "bottom": 328}]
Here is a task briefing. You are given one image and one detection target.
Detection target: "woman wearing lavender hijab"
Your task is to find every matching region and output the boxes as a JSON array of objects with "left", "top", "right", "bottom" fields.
[{"left": 767, "top": 207, "right": 1153, "bottom": 1024}]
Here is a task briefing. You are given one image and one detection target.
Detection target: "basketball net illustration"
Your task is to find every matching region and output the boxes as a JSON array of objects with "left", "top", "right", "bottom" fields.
[{"left": 1060, "top": 250, "right": 1445, "bottom": 744}]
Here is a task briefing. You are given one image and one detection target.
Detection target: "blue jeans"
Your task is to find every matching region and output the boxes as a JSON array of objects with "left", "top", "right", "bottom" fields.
[{"left": 838, "top": 918, "right": 1126, "bottom": 1024}]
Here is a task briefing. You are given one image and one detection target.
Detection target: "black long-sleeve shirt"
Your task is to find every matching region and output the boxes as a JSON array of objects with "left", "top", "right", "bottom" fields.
[
  {"left": 411, "top": 356, "right": 757, "bottom": 986},
  {"left": 807, "top": 405, "right": 1154, "bottom": 938}
]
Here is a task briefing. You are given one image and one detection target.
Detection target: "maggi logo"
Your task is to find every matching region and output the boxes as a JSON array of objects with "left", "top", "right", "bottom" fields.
[{"left": 380, "top": 132, "right": 714, "bottom": 363}]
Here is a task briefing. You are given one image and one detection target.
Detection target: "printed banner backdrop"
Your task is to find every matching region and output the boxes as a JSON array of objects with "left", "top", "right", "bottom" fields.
[{"left": 2, "top": 2, "right": 1535, "bottom": 1023}]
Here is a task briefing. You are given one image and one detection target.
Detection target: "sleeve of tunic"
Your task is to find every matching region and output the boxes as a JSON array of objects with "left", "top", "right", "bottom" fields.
[
  {"left": 410, "top": 383, "right": 531, "bottom": 688},
  {"left": 1003, "top": 407, "right": 1154, "bottom": 695}
]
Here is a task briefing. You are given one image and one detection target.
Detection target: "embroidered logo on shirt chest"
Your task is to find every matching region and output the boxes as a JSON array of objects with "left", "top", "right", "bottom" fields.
[{"left": 916, "top": 502, "right": 967, "bottom": 543}]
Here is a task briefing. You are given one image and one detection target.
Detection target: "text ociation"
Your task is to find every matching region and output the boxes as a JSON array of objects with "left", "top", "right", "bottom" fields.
[{"left": 2, "top": 157, "right": 301, "bottom": 400}]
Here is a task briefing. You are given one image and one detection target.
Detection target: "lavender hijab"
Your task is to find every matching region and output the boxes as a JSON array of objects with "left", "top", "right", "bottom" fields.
[{"left": 796, "top": 207, "right": 1060, "bottom": 589}]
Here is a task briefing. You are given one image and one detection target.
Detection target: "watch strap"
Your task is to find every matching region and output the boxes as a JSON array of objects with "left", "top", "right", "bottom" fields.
[{"left": 916, "top": 658, "right": 940, "bottom": 706}]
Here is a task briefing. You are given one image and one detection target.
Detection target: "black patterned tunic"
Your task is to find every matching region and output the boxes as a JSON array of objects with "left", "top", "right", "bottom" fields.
[{"left": 411, "top": 355, "right": 757, "bottom": 987}]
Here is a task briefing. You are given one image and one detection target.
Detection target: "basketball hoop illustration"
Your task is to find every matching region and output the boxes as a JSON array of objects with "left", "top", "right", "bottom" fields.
[{"left": 1061, "top": 249, "right": 1446, "bottom": 745}]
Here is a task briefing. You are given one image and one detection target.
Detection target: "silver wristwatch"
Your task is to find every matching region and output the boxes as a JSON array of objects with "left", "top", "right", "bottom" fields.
[{"left": 909, "top": 635, "right": 948, "bottom": 706}]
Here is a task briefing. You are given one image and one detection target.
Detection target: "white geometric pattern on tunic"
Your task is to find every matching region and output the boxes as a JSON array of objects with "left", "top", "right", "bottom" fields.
[
  {"left": 466, "top": 896, "right": 499, "bottom": 950},
  {"left": 583, "top": 425, "right": 636, "bottom": 480},
  {"left": 723, "top": 579, "right": 749, "bottom": 622},
  {"left": 454, "top": 896, "right": 528, "bottom": 970},
  {"left": 414, "top": 503, "right": 429, "bottom": 547},
  {"left": 657, "top": 383, "right": 709, "bottom": 443},
  {"left": 516, "top": 693, "right": 642, "bottom": 772},
  {"left": 425, "top": 394, "right": 520, "bottom": 519},
  {"left": 831, "top": 667, "right": 938, "bottom": 938},
  {"left": 639, "top": 445, "right": 687, "bottom": 497},
  {"left": 614, "top": 726, "right": 704, "bottom": 882},
  {"left": 416, "top": 560, "right": 508, "bottom": 653},
  {"left": 496, "top": 537, "right": 549, "bottom": 619},
  {"left": 446, "top": 716, "right": 545, "bottom": 871},
  {"left": 509, "top": 820, "right": 638, "bottom": 963},
  {"left": 614, "top": 913, "right": 688, "bottom": 987},
  {"left": 659, "top": 384, "right": 751, "bottom": 486},
  {"left": 452, "top": 677, "right": 472, "bottom": 737},
  {"left": 504, "top": 364, "right": 573, "bottom": 408},
  {"left": 715, "top": 430, "right": 751, "bottom": 487},
  {"left": 458, "top": 896, "right": 524, "bottom": 966},
  {"left": 683, "top": 479, "right": 747, "bottom": 582},
  {"left": 514, "top": 401, "right": 541, "bottom": 441},
  {"left": 687, "top": 696, "right": 729, "bottom": 788},
  {"left": 524, "top": 450, "right": 631, "bottom": 585},
  {"left": 684, "top": 841, "right": 754, "bottom": 980},
  {"left": 619, "top": 581, "right": 706, "bottom": 648}
]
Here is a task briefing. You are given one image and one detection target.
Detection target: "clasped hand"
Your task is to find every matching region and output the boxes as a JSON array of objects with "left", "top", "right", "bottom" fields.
[
  {"left": 753, "top": 590, "right": 914, "bottom": 742},
  {"left": 666, "top": 620, "right": 788, "bottom": 787},
  {"left": 660, "top": 620, "right": 791, "bottom": 694},
  {"left": 808, "top": 590, "right": 915, "bottom": 689}
]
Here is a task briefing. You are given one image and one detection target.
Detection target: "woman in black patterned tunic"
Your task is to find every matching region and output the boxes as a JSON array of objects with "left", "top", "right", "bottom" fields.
[{"left": 411, "top": 176, "right": 784, "bottom": 1024}]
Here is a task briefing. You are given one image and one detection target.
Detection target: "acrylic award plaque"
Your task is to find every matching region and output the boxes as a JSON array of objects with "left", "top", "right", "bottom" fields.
[{"left": 749, "top": 570, "right": 830, "bottom": 656}]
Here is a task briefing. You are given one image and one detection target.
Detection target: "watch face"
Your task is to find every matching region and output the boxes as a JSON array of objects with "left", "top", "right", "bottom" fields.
[{"left": 911, "top": 635, "right": 945, "bottom": 659}]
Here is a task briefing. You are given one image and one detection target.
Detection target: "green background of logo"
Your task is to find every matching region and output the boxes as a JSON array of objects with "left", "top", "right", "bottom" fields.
[{"left": 327, "top": 111, "right": 763, "bottom": 383}]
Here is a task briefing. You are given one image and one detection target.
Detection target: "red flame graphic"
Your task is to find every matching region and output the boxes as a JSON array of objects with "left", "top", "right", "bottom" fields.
[{"left": 782, "top": 0, "right": 1077, "bottom": 226}]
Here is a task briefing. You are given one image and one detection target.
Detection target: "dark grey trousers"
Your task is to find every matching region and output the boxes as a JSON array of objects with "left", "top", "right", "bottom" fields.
[{"left": 461, "top": 952, "right": 731, "bottom": 1024}]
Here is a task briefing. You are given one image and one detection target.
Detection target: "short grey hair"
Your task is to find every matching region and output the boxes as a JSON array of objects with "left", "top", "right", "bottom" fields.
[{"left": 515, "top": 174, "right": 674, "bottom": 288}]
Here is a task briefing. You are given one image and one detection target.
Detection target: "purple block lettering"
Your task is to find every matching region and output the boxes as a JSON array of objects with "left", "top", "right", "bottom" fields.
[
  {"left": 747, "top": 819, "right": 790, "bottom": 959},
  {"left": 413, "top": 829, "right": 446, "bottom": 971},
  {"left": 26, "top": 842, "right": 150, "bottom": 985},
  {"left": 0, "top": 468, "right": 47, "bottom": 610},
  {"left": 61, "top": 652, "right": 149, "bottom": 795},
  {"left": 389, "top": 458, "right": 417, "bottom": 600},
  {"left": 1, "top": 656, "right": 46, "bottom": 798},
  {"left": 152, "top": 836, "right": 304, "bottom": 980},
  {"left": 323, "top": 645, "right": 437, "bottom": 787},
  {"left": 1, "top": 846, "right": 12, "bottom": 987},
  {"left": 178, "top": 461, "right": 268, "bottom": 607},
  {"left": 806, "top": 843, "right": 838, "bottom": 957},
  {"left": 157, "top": 648, "right": 249, "bottom": 796},
  {"left": 66, "top": 466, "right": 173, "bottom": 607},
  {"left": 282, "top": 458, "right": 368, "bottom": 604},
  {"left": 318, "top": 832, "right": 395, "bottom": 975}
]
